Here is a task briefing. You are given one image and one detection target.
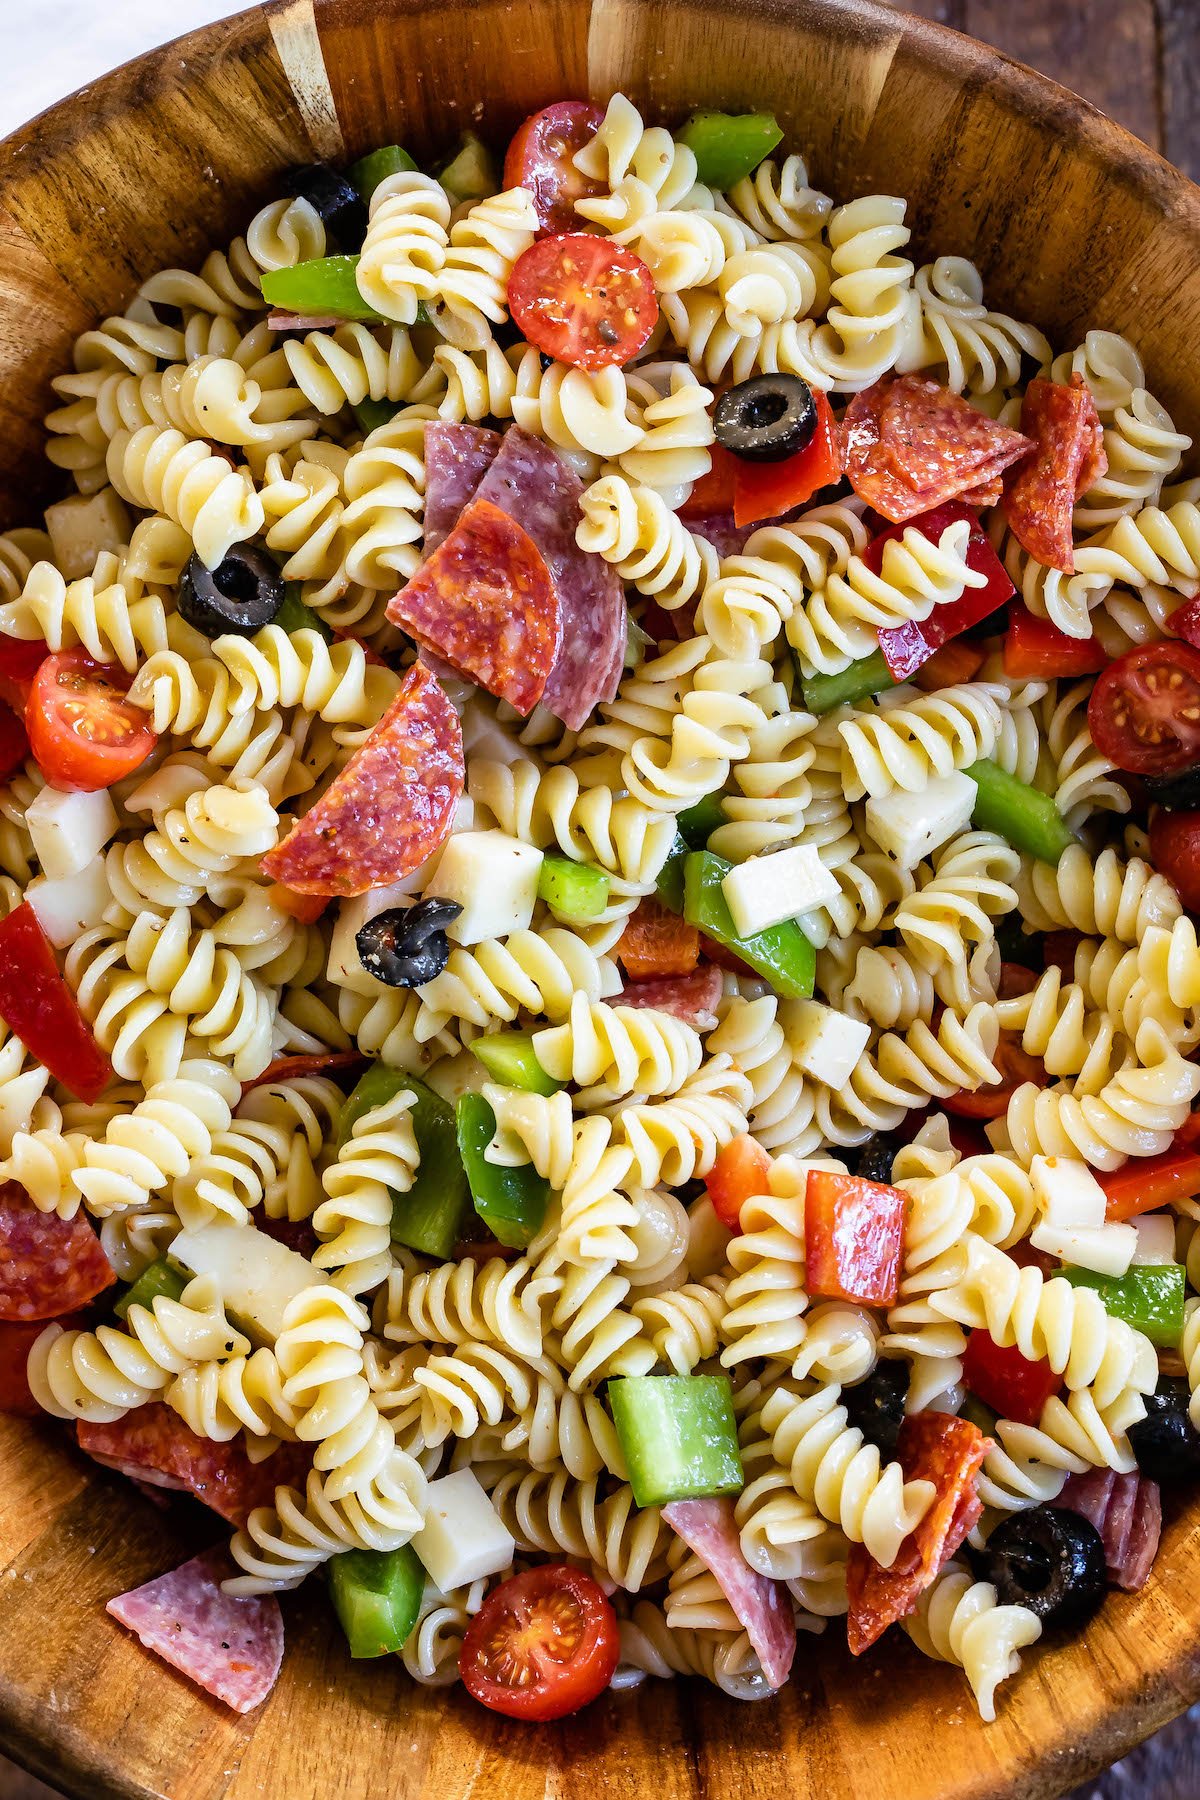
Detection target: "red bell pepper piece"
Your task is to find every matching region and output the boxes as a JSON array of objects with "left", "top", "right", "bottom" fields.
[
  {"left": 0, "top": 703, "right": 28, "bottom": 783},
  {"left": 1003, "top": 597, "right": 1107, "bottom": 679},
  {"left": 618, "top": 897, "right": 700, "bottom": 980},
  {"left": 0, "top": 903, "right": 111, "bottom": 1102},
  {"left": 680, "top": 444, "right": 738, "bottom": 519},
  {"left": 732, "top": 392, "right": 840, "bottom": 528},
  {"left": 1168, "top": 596, "right": 1200, "bottom": 650},
  {"left": 1100, "top": 1139, "right": 1200, "bottom": 1220},
  {"left": 911, "top": 639, "right": 985, "bottom": 692},
  {"left": 0, "top": 638, "right": 48, "bottom": 714},
  {"left": 706, "top": 1134, "right": 774, "bottom": 1233},
  {"left": 872, "top": 502, "right": 1013, "bottom": 681},
  {"left": 961, "top": 1329, "right": 1062, "bottom": 1426},
  {"left": 804, "top": 1170, "right": 906, "bottom": 1306},
  {"left": 943, "top": 1032, "right": 1045, "bottom": 1120},
  {"left": 239, "top": 1049, "right": 368, "bottom": 1097},
  {"left": 1043, "top": 929, "right": 1083, "bottom": 975}
]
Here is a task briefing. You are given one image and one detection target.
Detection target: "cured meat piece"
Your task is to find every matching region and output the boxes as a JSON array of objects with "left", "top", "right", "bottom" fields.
[
  {"left": 1116, "top": 1479, "right": 1161, "bottom": 1592},
  {"left": 618, "top": 964, "right": 723, "bottom": 1031},
  {"left": 78, "top": 1408, "right": 311, "bottom": 1527},
  {"left": 1002, "top": 375, "right": 1107, "bottom": 573},
  {"left": 617, "top": 897, "right": 701, "bottom": 980},
  {"left": 388, "top": 497, "right": 560, "bottom": 717},
  {"left": 240, "top": 1050, "right": 367, "bottom": 1096},
  {"left": 107, "top": 1548, "right": 284, "bottom": 1713},
  {"left": 662, "top": 1497, "right": 794, "bottom": 1689},
  {"left": 0, "top": 1314, "right": 83, "bottom": 1414},
  {"left": 266, "top": 310, "right": 342, "bottom": 331},
  {"left": 0, "top": 1183, "right": 114, "bottom": 1322},
  {"left": 1056, "top": 1468, "right": 1116, "bottom": 1535},
  {"left": 256, "top": 1212, "right": 319, "bottom": 1259},
  {"left": 846, "top": 1412, "right": 991, "bottom": 1654},
  {"left": 422, "top": 422, "right": 502, "bottom": 555},
  {"left": 1057, "top": 1469, "right": 1162, "bottom": 1591},
  {"left": 842, "top": 376, "right": 1032, "bottom": 524},
  {"left": 472, "top": 428, "right": 626, "bottom": 729},
  {"left": 262, "top": 661, "right": 464, "bottom": 897}
]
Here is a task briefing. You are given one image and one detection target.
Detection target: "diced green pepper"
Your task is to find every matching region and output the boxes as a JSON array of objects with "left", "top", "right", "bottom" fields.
[
  {"left": 455, "top": 1093, "right": 549, "bottom": 1250},
  {"left": 350, "top": 145, "right": 418, "bottom": 202},
  {"left": 260, "top": 255, "right": 384, "bottom": 322},
  {"left": 329, "top": 1545, "right": 425, "bottom": 1658},
  {"left": 965, "top": 760, "right": 1076, "bottom": 865},
  {"left": 958, "top": 1392, "right": 999, "bottom": 1437},
  {"left": 609, "top": 1374, "right": 743, "bottom": 1507},
  {"left": 801, "top": 649, "right": 897, "bottom": 716},
  {"left": 1063, "top": 1263, "right": 1186, "bottom": 1349},
  {"left": 352, "top": 399, "right": 401, "bottom": 434},
  {"left": 537, "top": 853, "right": 610, "bottom": 922},
  {"left": 274, "top": 584, "right": 333, "bottom": 642},
  {"left": 655, "top": 835, "right": 688, "bottom": 914},
  {"left": 113, "top": 1258, "right": 187, "bottom": 1323},
  {"left": 473, "top": 1032, "right": 561, "bottom": 1095},
  {"left": 677, "top": 792, "right": 727, "bottom": 850},
  {"left": 339, "top": 1063, "right": 471, "bottom": 1259},
  {"left": 437, "top": 132, "right": 499, "bottom": 204},
  {"left": 683, "top": 850, "right": 815, "bottom": 997},
  {"left": 676, "top": 112, "right": 783, "bottom": 191}
]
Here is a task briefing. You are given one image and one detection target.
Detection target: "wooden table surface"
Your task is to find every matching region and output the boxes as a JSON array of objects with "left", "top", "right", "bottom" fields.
[{"left": 4, "top": 1, "right": 1200, "bottom": 1797}]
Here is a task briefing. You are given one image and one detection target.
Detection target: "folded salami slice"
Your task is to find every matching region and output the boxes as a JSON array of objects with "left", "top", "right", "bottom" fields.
[
  {"left": 1057, "top": 1469, "right": 1162, "bottom": 1591},
  {"left": 423, "top": 422, "right": 503, "bottom": 555},
  {"left": 107, "top": 1548, "right": 283, "bottom": 1713},
  {"left": 262, "top": 661, "right": 464, "bottom": 897},
  {"left": 1002, "top": 374, "right": 1107, "bottom": 572},
  {"left": 388, "top": 497, "right": 560, "bottom": 716},
  {"left": 662, "top": 1496, "right": 794, "bottom": 1689},
  {"left": 843, "top": 376, "right": 1032, "bottom": 524},
  {"left": 79, "top": 1406, "right": 311, "bottom": 1527},
  {"left": 0, "top": 1182, "right": 114, "bottom": 1323},
  {"left": 618, "top": 965, "right": 722, "bottom": 1030}
]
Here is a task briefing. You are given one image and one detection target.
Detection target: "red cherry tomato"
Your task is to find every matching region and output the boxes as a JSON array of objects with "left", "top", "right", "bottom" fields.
[
  {"left": 26, "top": 649, "right": 157, "bottom": 791},
  {"left": 1088, "top": 641, "right": 1200, "bottom": 776},
  {"left": 508, "top": 234, "right": 657, "bottom": 371},
  {"left": 459, "top": 1563, "right": 619, "bottom": 1721},
  {"left": 705, "top": 1133, "right": 773, "bottom": 1233},
  {"left": 503, "top": 100, "right": 606, "bottom": 235},
  {"left": 943, "top": 1032, "right": 1046, "bottom": 1120},
  {"left": 1150, "top": 807, "right": 1200, "bottom": 912}
]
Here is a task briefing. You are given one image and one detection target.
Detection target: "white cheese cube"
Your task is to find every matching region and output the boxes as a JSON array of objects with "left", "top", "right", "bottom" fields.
[
  {"left": 44, "top": 487, "right": 132, "bottom": 580},
  {"left": 1030, "top": 1155, "right": 1107, "bottom": 1231},
  {"left": 169, "top": 1224, "right": 322, "bottom": 1344},
  {"left": 26, "top": 784, "right": 118, "bottom": 882},
  {"left": 1030, "top": 1220, "right": 1138, "bottom": 1277},
  {"left": 462, "top": 704, "right": 534, "bottom": 768},
  {"left": 426, "top": 830, "right": 542, "bottom": 944},
  {"left": 782, "top": 999, "right": 870, "bottom": 1087},
  {"left": 1131, "top": 1213, "right": 1178, "bottom": 1266},
  {"left": 26, "top": 861, "right": 112, "bottom": 947},
  {"left": 721, "top": 845, "right": 840, "bottom": 939},
  {"left": 864, "top": 772, "right": 977, "bottom": 871},
  {"left": 412, "top": 1470, "right": 516, "bottom": 1591},
  {"left": 424, "top": 1050, "right": 491, "bottom": 1107}
]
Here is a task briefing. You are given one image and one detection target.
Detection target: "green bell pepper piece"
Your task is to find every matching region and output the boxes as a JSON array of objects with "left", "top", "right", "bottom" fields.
[
  {"left": 1063, "top": 1263, "right": 1186, "bottom": 1349},
  {"left": 655, "top": 834, "right": 688, "bottom": 914},
  {"left": 329, "top": 1545, "right": 425, "bottom": 1658},
  {"left": 801, "top": 649, "right": 897, "bottom": 716},
  {"left": 537, "top": 853, "right": 610, "bottom": 922},
  {"left": 437, "top": 133, "right": 499, "bottom": 204},
  {"left": 677, "top": 792, "right": 727, "bottom": 850},
  {"left": 455, "top": 1093, "right": 549, "bottom": 1250},
  {"left": 339, "top": 1063, "right": 471, "bottom": 1259},
  {"left": 349, "top": 145, "right": 418, "bottom": 202},
  {"left": 260, "top": 255, "right": 384, "bottom": 322},
  {"left": 609, "top": 1374, "right": 743, "bottom": 1507},
  {"left": 676, "top": 112, "right": 783, "bottom": 191},
  {"left": 113, "top": 1258, "right": 187, "bottom": 1323},
  {"left": 274, "top": 584, "right": 333, "bottom": 642},
  {"left": 473, "top": 1032, "right": 561, "bottom": 1095},
  {"left": 965, "top": 760, "right": 1077, "bottom": 865},
  {"left": 958, "top": 1392, "right": 999, "bottom": 1437},
  {"left": 683, "top": 850, "right": 815, "bottom": 997},
  {"left": 352, "top": 398, "right": 401, "bottom": 434}
]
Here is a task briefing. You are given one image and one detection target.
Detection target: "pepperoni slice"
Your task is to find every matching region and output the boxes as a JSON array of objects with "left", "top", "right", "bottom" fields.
[
  {"left": 0, "top": 1314, "right": 86, "bottom": 1414},
  {"left": 107, "top": 1549, "right": 284, "bottom": 1714},
  {"left": 262, "top": 662, "right": 464, "bottom": 897},
  {"left": 617, "top": 965, "right": 723, "bottom": 1030},
  {"left": 79, "top": 1406, "right": 311, "bottom": 1527},
  {"left": 0, "top": 1183, "right": 114, "bottom": 1322},
  {"left": 388, "top": 497, "right": 560, "bottom": 716},
  {"left": 842, "top": 376, "right": 1032, "bottom": 523},
  {"left": 1002, "top": 374, "right": 1108, "bottom": 573}
]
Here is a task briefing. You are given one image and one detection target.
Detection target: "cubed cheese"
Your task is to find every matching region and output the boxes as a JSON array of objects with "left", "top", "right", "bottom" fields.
[
  {"left": 864, "top": 772, "right": 977, "bottom": 871},
  {"left": 426, "top": 830, "right": 542, "bottom": 944},
  {"left": 1030, "top": 1155, "right": 1106, "bottom": 1231},
  {"left": 423, "top": 1050, "right": 492, "bottom": 1106},
  {"left": 169, "top": 1224, "right": 322, "bottom": 1343},
  {"left": 1030, "top": 1220, "right": 1138, "bottom": 1277},
  {"left": 1131, "top": 1212, "right": 1178, "bottom": 1266},
  {"left": 26, "top": 861, "right": 112, "bottom": 947},
  {"left": 721, "top": 845, "right": 839, "bottom": 939},
  {"left": 462, "top": 705, "right": 535, "bottom": 769},
  {"left": 412, "top": 1470, "right": 516, "bottom": 1590},
  {"left": 782, "top": 999, "right": 870, "bottom": 1087},
  {"left": 44, "top": 487, "right": 132, "bottom": 579},
  {"left": 26, "top": 785, "right": 118, "bottom": 882}
]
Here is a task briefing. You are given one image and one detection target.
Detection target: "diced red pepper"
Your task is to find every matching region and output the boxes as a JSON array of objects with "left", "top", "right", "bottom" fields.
[
  {"left": 0, "top": 638, "right": 48, "bottom": 714},
  {"left": 872, "top": 502, "right": 1014, "bottom": 680},
  {"left": 804, "top": 1170, "right": 906, "bottom": 1306},
  {"left": 239, "top": 1049, "right": 367, "bottom": 1097},
  {"left": 943, "top": 1033, "right": 1045, "bottom": 1120},
  {"left": 0, "top": 904, "right": 111, "bottom": 1102},
  {"left": 1043, "top": 929, "right": 1083, "bottom": 975},
  {"left": 732, "top": 393, "right": 840, "bottom": 528},
  {"left": 617, "top": 897, "right": 700, "bottom": 980},
  {"left": 1100, "top": 1137, "right": 1200, "bottom": 1221},
  {"left": 1003, "top": 598, "right": 1107, "bottom": 679},
  {"left": 680, "top": 445, "right": 738, "bottom": 519},
  {"left": 700, "top": 936, "right": 758, "bottom": 978},
  {"left": 911, "top": 639, "right": 985, "bottom": 692},
  {"left": 706, "top": 1134, "right": 774, "bottom": 1233},
  {"left": 267, "top": 883, "right": 328, "bottom": 925},
  {"left": 1168, "top": 596, "right": 1200, "bottom": 651},
  {"left": 961, "top": 1329, "right": 1062, "bottom": 1426}
]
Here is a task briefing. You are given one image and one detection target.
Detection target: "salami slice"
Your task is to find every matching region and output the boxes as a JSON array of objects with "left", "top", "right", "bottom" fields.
[
  {"left": 107, "top": 1548, "right": 284, "bottom": 1713},
  {"left": 662, "top": 1497, "right": 794, "bottom": 1689},
  {"left": 78, "top": 1407, "right": 311, "bottom": 1527},
  {"left": 1057, "top": 1468, "right": 1162, "bottom": 1590},
  {"left": 388, "top": 497, "right": 559, "bottom": 716},
  {"left": 266, "top": 310, "right": 342, "bottom": 331},
  {"left": 423, "top": 422, "right": 502, "bottom": 555},
  {"left": 262, "top": 661, "right": 464, "bottom": 897},
  {"left": 843, "top": 376, "right": 1032, "bottom": 524},
  {"left": 1002, "top": 374, "right": 1107, "bottom": 573},
  {"left": 617, "top": 897, "right": 701, "bottom": 980},
  {"left": 472, "top": 428, "right": 626, "bottom": 729},
  {"left": 618, "top": 965, "right": 722, "bottom": 1030},
  {"left": 0, "top": 1315, "right": 83, "bottom": 1415},
  {"left": 0, "top": 1182, "right": 114, "bottom": 1322}
]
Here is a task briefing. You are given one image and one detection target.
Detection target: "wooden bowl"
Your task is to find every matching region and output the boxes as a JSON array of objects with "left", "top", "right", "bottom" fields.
[{"left": 2, "top": 2, "right": 1200, "bottom": 1795}]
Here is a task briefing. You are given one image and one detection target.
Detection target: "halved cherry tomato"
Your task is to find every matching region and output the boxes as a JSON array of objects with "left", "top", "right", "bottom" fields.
[
  {"left": 706, "top": 1133, "right": 773, "bottom": 1232},
  {"left": 732, "top": 391, "right": 840, "bottom": 527},
  {"left": 503, "top": 100, "right": 606, "bottom": 235},
  {"left": 459, "top": 1563, "right": 618, "bottom": 1721},
  {"left": 961, "top": 1330, "right": 1061, "bottom": 1427},
  {"left": 618, "top": 896, "right": 700, "bottom": 980},
  {"left": 680, "top": 444, "right": 738, "bottom": 519},
  {"left": 0, "top": 638, "right": 49, "bottom": 713},
  {"left": 1088, "top": 641, "right": 1200, "bottom": 776},
  {"left": 943, "top": 1032, "right": 1046, "bottom": 1120},
  {"left": 26, "top": 649, "right": 156, "bottom": 791},
  {"left": 1167, "top": 593, "right": 1200, "bottom": 650},
  {"left": 1149, "top": 807, "right": 1200, "bottom": 911},
  {"left": 1003, "top": 598, "right": 1107, "bottom": 680},
  {"left": 805, "top": 1169, "right": 905, "bottom": 1306},
  {"left": 508, "top": 233, "right": 657, "bottom": 370}
]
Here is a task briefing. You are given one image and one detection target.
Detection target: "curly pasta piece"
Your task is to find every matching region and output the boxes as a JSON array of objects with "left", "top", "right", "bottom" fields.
[
  {"left": 735, "top": 1409, "right": 831, "bottom": 1581},
  {"left": 573, "top": 94, "right": 699, "bottom": 235},
  {"left": 272, "top": 1285, "right": 407, "bottom": 1504},
  {"left": 532, "top": 994, "right": 702, "bottom": 1107},
  {"left": 833, "top": 681, "right": 1005, "bottom": 801},
  {"left": 485, "top": 1463, "right": 673, "bottom": 1592},
  {"left": 93, "top": 355, "right": 313, "bottom": 457},
  {"left": 105, "top": 426, "right": 263, "bottom": 569},
  {"left": 468, "top": 757, "right": 676, "bottom": 889},
  {"left": 379, "top": 1254, "right": 549, "bottom": 1361},
  {"left": 165, "top": 1347, "right": 299, "bottom": 1443},
  {"left": 226, "top": 1452, "right": 427, "bottom": 1594},
  {"left": 721, "top": 1156, "right": 809, "bottom": 1366},
  {"left": 614, "top": 1600, "right": 771, "bottom": 1700},
  {"left": 904, "top": 1562, "right": 1041, "bottom": 1721},
  {"left": 897, "top": 257, "right": 1050, "bottom": 397},
  {"left": 429, "top": 187, "right": 538, "bottom": 348},
  {"left": 401, "top": 1579, "right": 487, "bottom": 1687},
  {"left": 246, "top": 195, "right": 326, "bottom": 272},
  {"left": 71, "top": 1059, "right": 240, "bottom": 1217},
  {"left": 206, "top": 624, "right": 399, "bottom": 727},
  {"left": 893, "top": 830, "right": 1019, "bottom": 1007},
  {"left": 313, "top": 1087, "right": 418, "bottom": 1295},
  {"left": 512, "top": 361, "right": 643, "bottom": 468},
  {"left": 339, "top": 404, "right": 432, "bottom": 588},
  {"left": 0, "top": 555, "right": 187, "bottom": 675},
  {"left": 995, "top": 965, "right": 1145, "bottom": 1088},
  {"left": 721, "top": 154, "right": 832, "bottom": 242},
  {"left": 576, "top": 474, "right": 719, "bottom": 609},
  {"left": 356, "top": 171, "right": 452, "bottom": 322},
  {"left": 282, "top": 323, "right": 426, "bottom": 414},
  {"left": 414, "top": 926, "right": 620, "bottom": 1040},
  {"left": 630, "top": 1277, "right": 728, "bottom": 1374},
  {"left": 1013, "top": 844, "right": 1180, "bottom": 942},
  {"left": 708, "top": 707, "right": 817, "bottom": 861},
  {"left": 808, "top": 1004, "right": 1001, "bottom": 1147}
]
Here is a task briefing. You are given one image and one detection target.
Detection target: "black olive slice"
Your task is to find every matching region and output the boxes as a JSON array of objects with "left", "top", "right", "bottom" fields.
[
  {"left": 283, "top": 164, "right": 367, "bottom": 249},
  {"left": 969, "top": 1507, "right": 1106, "bottom": 1629},
  {"left": 842, "top": 1358, "right": 908, "bottom": 1456},
  {"left": 713, "top": 374, "right": 818, "bottom": 463},
  {"left": 1128, "top": 1376, "right": 1200, "bottom": 1482},
  {"left": 178, "top": 547, "right": 285, "bottom": 640},
  {"left": 356, "top": 899, "right": 463, "bottom": 989}
]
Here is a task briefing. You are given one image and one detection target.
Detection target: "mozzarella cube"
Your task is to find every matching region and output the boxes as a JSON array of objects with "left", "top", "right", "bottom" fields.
[
  {"left": 1030, "top": 1220, "right": 1138, "bottom": 1277},
  {"left": 412, "top": 1470, "right": 516, "bottom": 1591},
  {"left": 721, "top": 845, "right": 839, "bottom": 939},
  {"left": 170, "top": 1223, "right": 322, "bottom": 1343},
  {"left": 26, "top": 784, "right": 118, "bottom": 882},
  {"left": 1030, "top": 1155, "right": 1106, "bottom": 1231},
  {"left": 1131, "top": 1213, "right": 1178, "bottom": 1266},
  {"left": 44, "top": 487, "right": 132, "bottom": 579},
  {"left": 864, "top": 772, "right": 977, "bottom": 871},
  {"left": 426, "top": 830, "right": 542, "bottom": 944},
  {"left": 782, "top": 999, "right": 870, "bottom": 1087},
  {"left": 26, "top": 861, "right": 112, "bottom": 947}
]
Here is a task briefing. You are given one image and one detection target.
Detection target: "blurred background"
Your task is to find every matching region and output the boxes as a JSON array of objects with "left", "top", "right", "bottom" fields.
[{"left": 0, "top": 1, "right": 1198, "bottom": 1795}]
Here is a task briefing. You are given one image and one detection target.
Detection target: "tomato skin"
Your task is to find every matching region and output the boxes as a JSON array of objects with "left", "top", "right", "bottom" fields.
[
  {"left": 460, "top": 1564, "right": 618, "bottom": 1722},
  {"left": 26, "top": 650, "right": 157, "bottom": 791},
  {"left": 508, "top": 234, "right": 657, "bottom": 370},
  {"left": 706, "top": 1133, "right": 773, "bottom": 1232},
  {"left": 943, "top": 1032, "right": 1046, "bottom": 1120},
  {"left": 503, "top": 101, "right": 606, "bottom": 235},
  {"left": 961, "top": 1330, "right": 1061, "bottom": 1426},
  {"left": 805, "top": 1170, "right": 905, "bottom": 1306},
  {"left": 0, "top": 638, "right": 49, "bottom": 713},
  {"left": 731, "top": 392, "right": 840, "bottom": 527},
  {"left": 0, "top": 704, "right": 28, "bottom": 783},
  {"left": 1088, "top": 641, "right": 1200, "bottom": 776},
  {"left": 1150, "top": 807, "right": 1200, "bottom": 911}
]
